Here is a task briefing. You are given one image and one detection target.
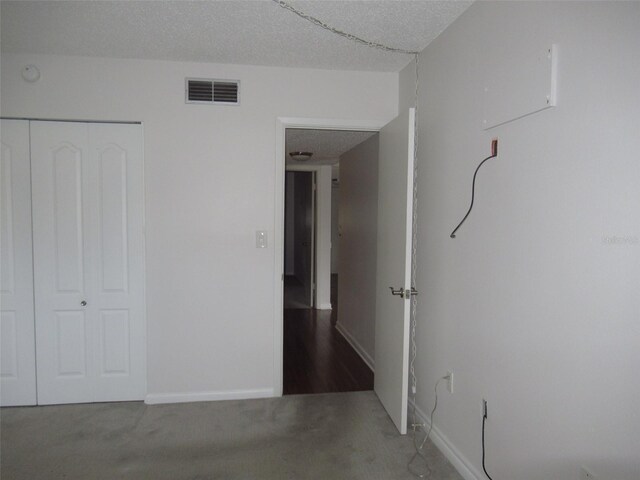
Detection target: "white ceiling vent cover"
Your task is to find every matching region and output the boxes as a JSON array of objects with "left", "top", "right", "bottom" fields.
[{"left": 185, "top": 78, "right": 240, "bottom": 105}]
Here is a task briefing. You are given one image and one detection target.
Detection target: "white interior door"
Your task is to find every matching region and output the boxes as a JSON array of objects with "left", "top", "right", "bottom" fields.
[
  {"left": 1, "top": 119, "right": 37, "bottom": 406},
  {"left": 90, "top": 123, "right": 146, "bottom": 402},
  {"left": 32, "top": 122, "right": 91, "bottom": 404},
  {"left": 374, "top": 108, "right": 415, "bottom": 435},
  {"left": 31, "top": 121, "right": 145, "bottom": 405}
]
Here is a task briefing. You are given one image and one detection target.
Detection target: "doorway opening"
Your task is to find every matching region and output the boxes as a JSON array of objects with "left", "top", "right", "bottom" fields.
[
  {"left": 275, "top": 110, "right": 416, "bottom": 434},
  {"left": 281, "top": 127, "right": 379, "bottom": 395}
]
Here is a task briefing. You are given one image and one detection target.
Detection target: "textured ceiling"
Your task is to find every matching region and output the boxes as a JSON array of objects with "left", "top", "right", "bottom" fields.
[
  {"left": 0, "top": 0, "right": 472, "bottom": 72},
  {"left": 286, "top": 129, "right": 377, "bottom": 165}
]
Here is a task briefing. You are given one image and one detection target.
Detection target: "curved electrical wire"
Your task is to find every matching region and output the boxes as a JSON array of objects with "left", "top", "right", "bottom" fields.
[
  {"left": 482, "top": 415, "right": 495, "bottom": 480},
  {"left": 271, "top": 0, "right": 420, "bottom": 55},
  {"left": 449, "top": 153, "right": 498, "bottom": 238},
  {"left": 408, "top": 376, "right": 448, "bottom": 477},
  {"left": 408, "top": 54, "right": 424, "bottom": 478}
]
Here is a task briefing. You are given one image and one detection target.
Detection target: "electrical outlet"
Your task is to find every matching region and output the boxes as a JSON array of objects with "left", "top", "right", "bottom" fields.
[
  {"left": 491, "top": 138, "right": 499, "bottom": 157},
  {"left": 580, "top": 467, "right": 597, "bottom": 480},
  {"left": 446, "top": 371, "right": 453, "bottom": 393},
  {"left": 482, "top": 398, "right": 488, "bottom": 419}
]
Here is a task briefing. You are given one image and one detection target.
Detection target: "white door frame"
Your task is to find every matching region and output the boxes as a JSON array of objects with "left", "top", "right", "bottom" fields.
[{"left": 273, "top": 117, "right": 385, "bottom": 396}]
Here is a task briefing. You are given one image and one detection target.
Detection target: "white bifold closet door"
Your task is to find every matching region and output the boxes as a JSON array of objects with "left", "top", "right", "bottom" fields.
[
  {"left": 30, "top": 121, "right": 146, "bottom": 405},
  {"left": 1, "top": 120, "right": 37, "bottom": 406}
]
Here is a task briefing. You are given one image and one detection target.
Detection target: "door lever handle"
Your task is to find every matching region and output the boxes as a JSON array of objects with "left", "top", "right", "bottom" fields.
[
  {"left": 389, "top": 287, "right": 419, "bottom": 299},
  {"left": 389, "top": 287, "right": 405, "bottom": 297}
]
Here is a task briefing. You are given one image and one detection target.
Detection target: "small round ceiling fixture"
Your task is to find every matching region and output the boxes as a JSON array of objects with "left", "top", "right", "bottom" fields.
[
  {"left": 289, "top": 151, "right": 313, "bottom": 161},
  {"left": 21, "top": 65, "right": 41, "bottom": 83}
]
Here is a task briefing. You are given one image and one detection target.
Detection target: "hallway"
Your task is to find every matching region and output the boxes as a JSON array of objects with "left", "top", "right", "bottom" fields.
[{"left": 283, "top": 276, "right": 374, "bottom": 395}]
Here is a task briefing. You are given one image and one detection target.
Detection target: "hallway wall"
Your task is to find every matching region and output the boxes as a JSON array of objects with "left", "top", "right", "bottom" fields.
[
  {"left": 284, "top": 172, "right": 295, "bottom": 276},
  {"left": 336, "top": 134, "right": 380, "bottom": 369}
]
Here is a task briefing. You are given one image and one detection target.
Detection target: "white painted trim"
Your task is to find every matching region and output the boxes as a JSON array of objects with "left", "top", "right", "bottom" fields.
[
  {"left": 335, "top": 321, "right": 375, "bottom": 372},
  {"left": 274, "top": 117, "right": 386, "bottom": 398},
  {"left": 286, "top": 158, "right": 340, "bottom": 170},
  {"left": 317, "top": 302, "right": 332, "bottom": 310},
  {"left": 145, "top": 388, "right": 274, "bottom": 405},
  {"left": 408, "top": 399, "right": 483, "bottom": 480},
  {"left": 310, "top": 171, "right": 316, "bottom": 307},
  {"left": 314, "top": 167, "right": 332, "bottom": 309},
  {"left": 277, "top": 117, "right": 386, "bottom": 132},
  {"left": 274, "top": 118, "right": 286, "bottom": 397},
  {"left": 286, "top": 164, "right": 325, "bottom": 172},
  {"left": 140, "top": 123, "right": 148, "bottom": 400}
]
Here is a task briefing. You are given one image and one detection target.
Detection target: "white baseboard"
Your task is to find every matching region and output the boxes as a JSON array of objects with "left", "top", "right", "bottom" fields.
[
  {"left": 335, "top": 322, "right": 375, "bottom": 371},
  {"left": 145, "top": 388, "right": 274, "bottom": 405},
  {"left": 317, "top": 302, "right": 332, "bottom": 310},
  {"left": 408, "top": 398, "right": 483, "bottom": 480}
]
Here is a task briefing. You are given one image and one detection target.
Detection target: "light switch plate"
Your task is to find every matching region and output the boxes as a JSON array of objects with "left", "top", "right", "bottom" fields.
[{"left": 256, "top": 230, "right": 268, "bottom": 248}]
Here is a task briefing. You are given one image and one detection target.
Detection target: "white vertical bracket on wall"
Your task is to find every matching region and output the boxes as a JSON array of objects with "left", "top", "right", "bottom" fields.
[{"left": 482, "top": 44, "right": 558, "bottom": 129}]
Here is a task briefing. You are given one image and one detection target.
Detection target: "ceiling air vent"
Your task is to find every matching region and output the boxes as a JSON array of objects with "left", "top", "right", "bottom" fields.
[{"left": 185, "top": 78, "right": 240, "bottom": 105}]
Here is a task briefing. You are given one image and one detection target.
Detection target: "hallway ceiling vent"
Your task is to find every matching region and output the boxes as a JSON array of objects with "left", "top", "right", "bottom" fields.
[{"left": 185, "top": 78, "right": 240, "bottom": 105}]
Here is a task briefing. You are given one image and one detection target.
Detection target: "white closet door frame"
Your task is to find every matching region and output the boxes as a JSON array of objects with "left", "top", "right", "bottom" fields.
[{"left": 1, "top": 119, "right": 37, "bottom": 406}]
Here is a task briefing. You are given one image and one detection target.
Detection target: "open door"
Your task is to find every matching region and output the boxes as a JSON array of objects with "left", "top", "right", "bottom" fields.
[{"left": 374, "top": 108, "right": 415, "bottom": 435}]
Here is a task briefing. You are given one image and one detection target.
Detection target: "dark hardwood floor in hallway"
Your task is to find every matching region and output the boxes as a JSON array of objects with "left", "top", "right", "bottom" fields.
[{"left": 283, "top": 275, "right": 374, "bottom": 395}]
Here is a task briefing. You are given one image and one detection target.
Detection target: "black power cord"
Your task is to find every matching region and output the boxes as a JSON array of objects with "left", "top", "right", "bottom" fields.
[
  {"left": 450, "top": 141, "right": 498, "bottom": 238},
  {"left": 482, "top": 412, "right": 494, "bottom": 480}
]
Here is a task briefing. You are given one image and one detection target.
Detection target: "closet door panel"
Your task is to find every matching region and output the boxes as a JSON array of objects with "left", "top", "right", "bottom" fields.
[
  {"left": 0, "top": 119, "right": 36, "bottom": 406},
  {"left": 32, "top": 121, "right": 145, "bottom": 404},
  {"left": 52, "top": 145, "right": 85, "bottom": 292},
  {"left": 31, "top": 121, "right": 94, "bottom": 404},
  {"left": 90, "top": 123, "right": 145, "bottom": 401},
  {"left": 99, "top": 145, "right": 129, "bottom": 293}
]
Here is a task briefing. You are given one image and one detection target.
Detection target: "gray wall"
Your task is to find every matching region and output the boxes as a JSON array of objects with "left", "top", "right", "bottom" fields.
[
  {"left": 331, "top": 178, "right": 340, "bottom": 274},
  {"left": 336, "top": 134, "right": 379, "bottom": 368},
  {"left": 0, "top": 52, "right": 398, "bottom": 400},
  {"left": 400, "top": 2, "right": 640, "bottom": 479},
  {"left": 284, "top": 172, "right": 295, "bottom": 276},
  {"left": 292, "top": 172, "right": 313, "bottom": 291}
]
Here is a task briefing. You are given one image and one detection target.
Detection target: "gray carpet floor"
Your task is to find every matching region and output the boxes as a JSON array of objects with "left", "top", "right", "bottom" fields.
[{"left": 1, "top": 391, "right": 463, "bottom": 480}]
